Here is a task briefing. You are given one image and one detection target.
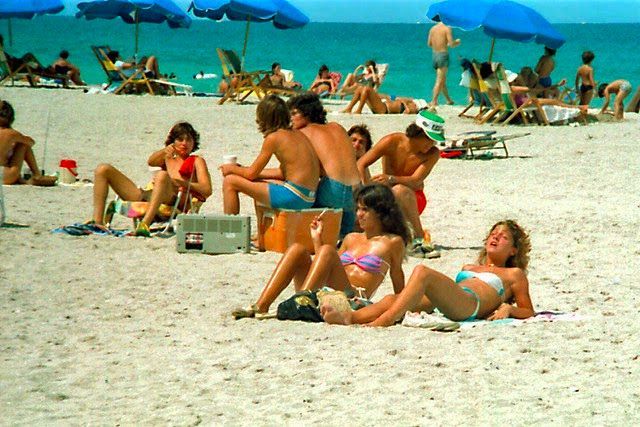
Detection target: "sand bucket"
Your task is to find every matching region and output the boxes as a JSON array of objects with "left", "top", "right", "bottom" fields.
[{"left": 59, "top": 159, "right": 78, "bottom": 184}]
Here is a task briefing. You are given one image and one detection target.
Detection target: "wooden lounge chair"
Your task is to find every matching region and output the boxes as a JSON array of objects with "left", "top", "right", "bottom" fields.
[
  {"left": 459, "top": 64, "right": 492, "bottom": 120},
  {"left": 442, "top": 130, "right": 531, "bottom": 159},
  {"left": 0, "top": 47, "right": 70, "bottom": 88},
  {"left": 91, "top": 45, "right": 192, "bottom": 96}
]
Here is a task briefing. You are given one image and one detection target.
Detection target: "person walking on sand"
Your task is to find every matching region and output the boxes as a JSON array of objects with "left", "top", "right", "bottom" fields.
[
  {"left": 287, "top": 93, "right": 361, "bottom": 238},
  {"left": 598, "top": 80, "right": 633, "bottom": 120},
  {"left": 427, "top": 22, "right": 460, "bottom": 108},
  {"left": 0, "top": 100, "right": 57, "bottom": 186},
  {"left": 356, "top": 110, "right": 444, "bottom": 258}
]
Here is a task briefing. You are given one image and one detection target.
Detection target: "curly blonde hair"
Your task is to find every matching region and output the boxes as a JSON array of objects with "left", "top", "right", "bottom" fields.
[{"left": 477, "top": 220, "right": 531, "bottom": 271}]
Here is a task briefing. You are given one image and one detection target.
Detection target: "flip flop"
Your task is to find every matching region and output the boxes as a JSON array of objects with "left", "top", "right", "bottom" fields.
[{"left": 232, "top": 304, "right": 257, "bottom": 320}]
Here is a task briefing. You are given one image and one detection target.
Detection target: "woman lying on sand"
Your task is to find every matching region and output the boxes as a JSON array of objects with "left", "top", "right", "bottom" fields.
[
  {"left": 233, "top": 184, "right": 409, "bottom": 319},
  {"left": 0, "top": 100, "right": 57, "bottom": 186},
  {"left": 322, "top": 220, "right": 535, "bottom": 326},
  {"left": 91, "top": 122, "right": 212, "bottom": 236},
  {"left": 341, "top": 86, "right": 422, "bottom": 115}
]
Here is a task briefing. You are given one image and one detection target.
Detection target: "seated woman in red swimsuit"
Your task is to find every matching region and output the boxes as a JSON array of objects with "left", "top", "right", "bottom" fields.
[
  {"left": 232, "top": 183, "right": 410, "bottom": 319},
  {"left": 91, "top": 122, "right": 212, "bottom": 236}
]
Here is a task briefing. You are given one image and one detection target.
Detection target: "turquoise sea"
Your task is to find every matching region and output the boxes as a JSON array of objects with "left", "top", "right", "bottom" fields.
[{"left": 5, "top": 16, "right": 640, "bottom": 106}]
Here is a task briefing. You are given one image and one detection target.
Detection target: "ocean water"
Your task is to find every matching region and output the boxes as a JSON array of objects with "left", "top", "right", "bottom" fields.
[{"left": 4, "top": 16, "right": 640, "bottom": 106}]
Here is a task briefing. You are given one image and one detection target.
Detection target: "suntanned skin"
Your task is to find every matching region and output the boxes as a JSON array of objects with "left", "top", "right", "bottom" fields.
[
  {"left": 0, "top": 125, "right": 55, "bottom": 186},
  {"left": 219, "top": 127, "right": 320, "bottom": 214},
  {"left": 575, "top": 63, "right": 595, "bottom": 106},
  {"left": 427, "top": 22, "right": 460, "bottom": 106},
  {"left": 599, "top": 79, "right": 632, "bottom": 120},
  {"left": 357, "top": 131, "right": 439, "bottom": 238},
  {"left": 290, "top": 111, "right": 360, "bottom": 186}
]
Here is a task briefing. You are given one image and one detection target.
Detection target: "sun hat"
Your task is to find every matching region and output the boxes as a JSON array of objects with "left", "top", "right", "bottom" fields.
[
  {"left": 414, "top": 98, "right": 429, "bottom": 110},
  {"left": 415, "top": 110, "right": 445, "bottom": 142}
]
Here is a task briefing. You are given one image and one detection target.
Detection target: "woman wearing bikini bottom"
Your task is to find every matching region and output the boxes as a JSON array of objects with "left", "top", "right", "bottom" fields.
[
  {"left": 232, "top": 184, "right": 409, "bottom": 319},
  {"left": 322, "top": 220, "right": 535, "bottom": 326}
]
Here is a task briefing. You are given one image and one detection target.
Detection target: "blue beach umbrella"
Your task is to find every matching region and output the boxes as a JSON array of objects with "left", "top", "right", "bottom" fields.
[
  {"left": 0, "top": 0, "right": 65, "bottom": 46},
  {"left": 427, "top": 0, "right": 565, "bottom": 60},
  {"left": 189, "top": 0, "right": 309, "bottom": 69},
  {"left": 76, "top": 0, "right": 192, "bottom": 59}
]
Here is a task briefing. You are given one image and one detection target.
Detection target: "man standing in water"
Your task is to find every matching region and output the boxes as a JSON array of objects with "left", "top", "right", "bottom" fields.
[{"left": 427, "top": 22, "right": 460, "bottom": 108}]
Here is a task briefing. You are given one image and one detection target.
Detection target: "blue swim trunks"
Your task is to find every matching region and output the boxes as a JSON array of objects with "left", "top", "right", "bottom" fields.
[
  {"left": 268, "top": 181, "right": 316, "bottom": 210},
  {"left": 313, "top": 176, "right": 356, "bottom": 238},
  {"left": 538, "top": 76, "right": 552, "bottom": 88}
]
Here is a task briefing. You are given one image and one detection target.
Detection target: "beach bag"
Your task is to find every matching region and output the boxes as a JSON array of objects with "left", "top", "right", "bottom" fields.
[{"left": 277, "top": 290, "right": 323, "bottom": 322}]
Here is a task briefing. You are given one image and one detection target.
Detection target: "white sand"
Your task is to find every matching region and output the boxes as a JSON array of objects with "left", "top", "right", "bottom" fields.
[{"left": 1, "top": 88, "right": 639, "bottom": 424}]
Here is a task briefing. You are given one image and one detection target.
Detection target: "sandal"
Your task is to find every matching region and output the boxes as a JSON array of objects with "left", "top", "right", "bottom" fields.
[{"left": 232, "top": 304, "right": 258, "bottom": 320}]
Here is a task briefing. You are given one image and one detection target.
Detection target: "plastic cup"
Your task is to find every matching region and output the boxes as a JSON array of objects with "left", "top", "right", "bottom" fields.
[{"left": 223, "top": 154, "right": 238, "bottom": 165}]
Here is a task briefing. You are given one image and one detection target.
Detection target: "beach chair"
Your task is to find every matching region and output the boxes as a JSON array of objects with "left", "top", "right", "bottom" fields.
[
  {"left": 459, "top": 65, "right": 492, "bottom": 119},
  {"left": 442, "top": 130, "right": 531, "bottom": 159},
  {"left": 91, "top": 45, "right": 192, "bottom": 96},
  {"left": 216, "top": 48, "right": 273, "bottom": 104},
  {"left": 0, "top": 48, "right": 70, "bottom": 88}
]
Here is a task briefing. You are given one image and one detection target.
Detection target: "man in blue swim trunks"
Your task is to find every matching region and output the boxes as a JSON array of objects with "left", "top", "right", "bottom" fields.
[
  {"left": 220, "top": 95, "right": 320, "bottom": 214},
  {"left": 287, "top": 93, "right": 361, "bottom": 238},
  {"left": 535, "top": 46, "right": 557, "bottom": 97},
  {"left": 427, "top": 22, "right": 460, "bottom": 108}
]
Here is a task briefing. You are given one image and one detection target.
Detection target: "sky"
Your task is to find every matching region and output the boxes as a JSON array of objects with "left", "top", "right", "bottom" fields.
[{"left": 64, "top": 1, "right": 640, "bottom": 24}]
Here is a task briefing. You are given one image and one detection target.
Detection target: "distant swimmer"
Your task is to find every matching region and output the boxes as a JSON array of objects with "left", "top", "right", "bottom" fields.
[{"left": 193, "top": 71, "right": 218, "bottom": 79}]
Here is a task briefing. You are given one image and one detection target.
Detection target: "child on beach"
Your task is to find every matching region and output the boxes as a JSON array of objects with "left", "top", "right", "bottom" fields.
[
  {"left": 598, "top": 80, "right": 633, "bottom": 120},
  {"left": 574, "top": 51, "right": 596, "bottom": 106},
  {"left": 91, "top": 122, "right": 212, "bottom": 236},
  {"left": 535, "top": 46, "right": 558, "bottom": 98},
  {"left": 0, "top": 100, "right": 57, "bottom": 186},
  {"left": 322, "top": 220, "right": 535, "bottom": 326},
  {"left": 232, "top": 184, "right": 409, "bottom": 319},
  {"left": 219, "top": 94, "right": 320, "bottom": 214}
]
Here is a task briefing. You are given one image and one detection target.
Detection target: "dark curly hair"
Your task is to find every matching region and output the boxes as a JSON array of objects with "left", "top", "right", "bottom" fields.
[
  {"left": 165, "top": 121, "right": 200, "bottom": 151},
  {"left": 597, "top": 82, "right": 608, "bottom": 98},
  {"left": 405, "top": 123, "right": 426, "bottom": 138},
  {"left": 354, "top": 184, "right": 410, "bottom": 245},
  {"left": 0, "top": 100, "right": 15, "bottom": 127},
  {"left": 286, "top": 92, "right": 327, "bottom": 124},
  {"left": 347, "top": 124, "right": 373, "bottom": 152},
  {"left": 257, "top": 94, "right": 291, "bottom": 136},
  {"left": 477, "top": 220, "right": 531, "bottom": 272}
]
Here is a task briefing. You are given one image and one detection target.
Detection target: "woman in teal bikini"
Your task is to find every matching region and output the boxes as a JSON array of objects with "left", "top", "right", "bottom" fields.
[
  {"left": 233, "top": 184, "right": 410, "bottom": 319},
  {"left": 322, "top": 220, "right": 535, "bottom": 326}
]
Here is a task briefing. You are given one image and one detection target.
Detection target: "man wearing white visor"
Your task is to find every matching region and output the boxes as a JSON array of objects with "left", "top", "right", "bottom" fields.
[{"left": 356, "top": 110, "right": 444, "bottom": 258}]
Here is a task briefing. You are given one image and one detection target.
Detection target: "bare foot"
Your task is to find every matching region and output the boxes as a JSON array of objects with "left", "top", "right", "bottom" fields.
[
  {"left": 364, "top": 314, "right": 396, "bottom": 327},
  {"left": 446, "top": 99, "right": 455, "bottom": 105},
  {"left": 320, "top": 303, "right": 352, "bottom": 325},
  {"left": 28, "top": 175, "right": 57, "bottom": 187}
]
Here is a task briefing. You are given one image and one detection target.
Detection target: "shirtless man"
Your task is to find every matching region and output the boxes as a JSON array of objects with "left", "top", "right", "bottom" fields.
[
  {"left": 598, "top": 80, "right": 633, "bottom": 120},
  {"left": 287, "top": 93, "right": 361, "bottom": 238},
  {"left": 535, "top": 47, "right": 557, "bottom": 98},
  {"left": 220, "top": 94, "right": 319, "bottom": 214},
  {"left": 574, "top": 51, "right": 595, "bottom": 106},
  {"left": 52, "top": 50, "right": 85, "bottom": 86},
  {"left": 357, "top": 110, "right": 444, "bottom": 257},
  {"left": 0, "top": 100, "right": 57, "bottom": 186},
  {"left": 427, "top": 22, "right": 460, "bottom": 108}
]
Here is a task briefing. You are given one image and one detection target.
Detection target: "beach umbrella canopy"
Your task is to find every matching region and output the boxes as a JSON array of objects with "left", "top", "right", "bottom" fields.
[
  {"left": 189, "top": 0, "right": 309, "bottom": 69},
  {"left": 427, "top": 0, "right": 565, "bottom": 60},
  {"left": 0, "top": 0, "right": 65, "bottom": 46},
  {"left": 76, "top": 0, "right": 192, "bottom": 58}
]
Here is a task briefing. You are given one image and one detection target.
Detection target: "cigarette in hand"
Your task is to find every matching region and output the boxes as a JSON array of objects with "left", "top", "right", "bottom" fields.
[{"left": 317, "top": 208, "right": 328, "bottom": 220}]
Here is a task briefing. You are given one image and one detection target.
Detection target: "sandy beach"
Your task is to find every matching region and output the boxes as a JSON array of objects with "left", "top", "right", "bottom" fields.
[{"left": 1, "top": 87, "right": 639, "bottom": 424}]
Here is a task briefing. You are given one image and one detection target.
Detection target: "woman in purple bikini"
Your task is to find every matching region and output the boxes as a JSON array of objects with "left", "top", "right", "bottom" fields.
[{"left": 232, "top": 184, "right": 409, "bottom": 319}]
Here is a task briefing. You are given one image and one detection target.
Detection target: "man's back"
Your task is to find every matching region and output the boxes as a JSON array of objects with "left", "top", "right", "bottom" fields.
[
  {"left": 268, "top": 128, "right": 319, "bottom": 188},
  {"left": 300, "top": 122, "right": 360, "bottom": 186},
  {"left": 428, "top": 23, "right": 453, "bottom": 53}
]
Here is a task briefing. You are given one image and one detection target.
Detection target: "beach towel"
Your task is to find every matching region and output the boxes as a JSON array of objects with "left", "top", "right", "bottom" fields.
[
  {"left": 402, "top": 310, "right": 585, "bottom": 331},
  {"left": 51, "top": 223, "right": 130, "bottom": 237}
]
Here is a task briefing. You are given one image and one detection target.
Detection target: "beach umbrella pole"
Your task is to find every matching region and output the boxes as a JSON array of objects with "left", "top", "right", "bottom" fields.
[
  {"left": 489, "top": 38, "right": 495, "bottom": 62},
  {"left": 134, "top": 8, "right": 140, "bottom": 61},
  {"left": 241, "top": 18, "right": 250, "bottom": 71}
]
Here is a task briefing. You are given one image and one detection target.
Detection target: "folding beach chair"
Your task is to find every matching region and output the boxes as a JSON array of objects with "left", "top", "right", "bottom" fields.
[
  {"left": 0, "top": 47, "right": 70, "bottom": 88},
  {"left": 459, "top": 66, "right": 492, "bottom": 120},
  {"left": 441, "top": 130, "right": 531, "bottom": 159},
  {"left": 91, "top": 45, "right": 192, "bottom": 96}
]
